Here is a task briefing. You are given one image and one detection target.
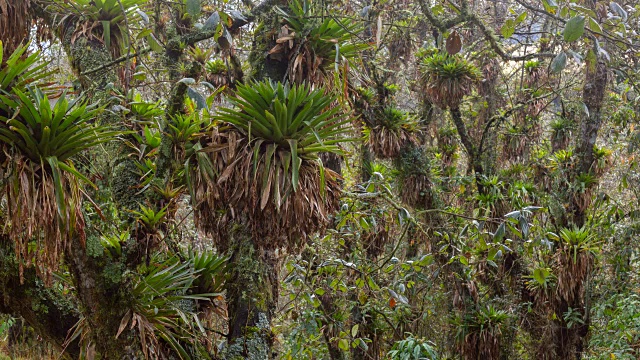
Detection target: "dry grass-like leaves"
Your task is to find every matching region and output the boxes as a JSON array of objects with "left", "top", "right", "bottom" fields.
[
  {"left": 2, "top": 154, "right": 85, "bottom": 286},
  {"left": 369, "top": 126, "right": 416, "bottom": 159},
  {"left": 0, "top": 0, "right": 31, "bottom": 58},
  {"left": 400, "top": 174, "right": 435, "bottom": 210},
  {"left": 553, "top": 248, "right": 594, "bottom": 305},
  {"left": 192, "top": 129, "right": 341, "bottom": 251}
]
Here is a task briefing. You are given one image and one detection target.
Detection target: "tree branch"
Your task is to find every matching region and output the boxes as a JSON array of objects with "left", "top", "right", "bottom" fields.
[
  {"left": 417, "top": 0, "right": 555, "bottom": 61},
  {"left": 81, "top": 47, "right": 151, "bottom": 76},
  {"left": 0, "top": 242, "right": 80, "bottom": 359}
]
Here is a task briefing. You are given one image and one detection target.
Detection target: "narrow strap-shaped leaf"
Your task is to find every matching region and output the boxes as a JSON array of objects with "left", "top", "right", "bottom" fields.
[
  {"left": 288, "top": 99, "right": 315, "bottom": 133},
  {"left": 260, "top": 144, "right": 277, "bottom": 208},
  {"left": 102, "top": 21, "right": 112, "bottom": 51},
  {"left": 318, "top": 159, "right": 326, "bottom": 198},
  {"left": 58, "top": 161, "right": 97, "bottom": 189},
  {"left": 264, "top": 110, "right": 283, "bottom": 141},
  {"left": 287, "top": 139, "right": 300, "bottom": 191},
  {"left": 38, "top": 126, "right": 52, "bottom": 156},
  {"left": 46, "top": 156, "right": 67, "bottom": 225},
  {"left": 51, "top": 93, "right": 70, "bottom": 134},
  {"left": 252, "top": 139, "right": 264, "bottom": 176},
  {"left": 273, "top": 162, "right": 281, "bottom": 210},
  {"left": 274, "top": 99, "right": 288, "bottom": 136},
  {"left": 185, "top": 159, "right": 196, "bottom": 202},
  {"left": 8, "top": 121, "right": 40, "bottom": 159}
]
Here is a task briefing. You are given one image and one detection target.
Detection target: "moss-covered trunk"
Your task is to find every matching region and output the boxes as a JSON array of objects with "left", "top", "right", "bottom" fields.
[
  {"left": 450, "top": 107, "right": 486, "bottom": 195},
  {"left": 552, "top": 59, "right": 608, "bottom": 360},
  {"left": 0, "top": 241, "right": 80, "bottom": 359},
  {"left": 224, "top": 226, "right": 278, "bottom": 359}
]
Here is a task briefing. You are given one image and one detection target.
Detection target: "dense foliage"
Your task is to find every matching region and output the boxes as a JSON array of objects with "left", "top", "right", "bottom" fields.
[{"left": 0, "top": 0, "right": 639, "bottom": 359}]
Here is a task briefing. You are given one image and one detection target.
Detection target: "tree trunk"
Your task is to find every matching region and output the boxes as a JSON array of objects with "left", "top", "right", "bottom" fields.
[
  {"left": 0, "top": 241, "right": 80, "bottom": 359},
  {"left": 318, "top": 293, "right": 347, "bottom": 360},
  {"left": 554, "top": 54, "right": 608, "bottom": 360},
  {"left": 224, "top": 226, "right": 278, "bottom": 359},
  {"left": 450, "top": 107, "right": 486, "bottom": 195}
]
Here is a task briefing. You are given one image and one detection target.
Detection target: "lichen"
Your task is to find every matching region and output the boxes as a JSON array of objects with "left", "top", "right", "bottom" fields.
[{"left": 223, "top": 312, "right": 271, "bottom": 360}]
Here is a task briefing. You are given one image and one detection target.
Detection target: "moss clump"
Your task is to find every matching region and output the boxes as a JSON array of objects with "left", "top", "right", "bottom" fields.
[
  {"left": 101, "top": 262, "right": 123, "bottom": 288},
  {"left": 85, "top": 234, "right": 104, "bottom": 258},
  {"left": 111, "top": 159, "right": 145, "bottom": 214}
]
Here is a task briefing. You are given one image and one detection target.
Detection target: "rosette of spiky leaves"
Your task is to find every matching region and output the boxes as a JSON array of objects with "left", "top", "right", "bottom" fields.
[
  {"left": 550, "top": 117, "right": 574, "bottom": 151},
  {"left": 0, "top": 88, "right": 117, "bottom": 284},
  {"left": 0, "top": 42, "right": 51, "bottom": 94},
  {"left": 388, "top": 335, "right": 438, "bottom": 360},
  {"left": 55, "top": 0, "right": 143, "bottom": 58},
  {"left": 187, "top": 46, "right": 214, "bottom": 64},
  {"left": 191, "top": 81, "right": 349, "bottom": 250},
  {"left": 524, "top": 60, "right": 545, "bottom": 88},
  {"left": 205, "top": 59, "right": 229, "bottom": 87},
  {"left": 167, "top": 110, "right": 210, "bottom": 162},
  {"left": 187, "top": 249, "right": 228, "bottom": 299},
  {"left": 273, "top": 0, "right": 366, "bottom": 85},
  {"left": 128, "top": 93, "right": 164, "bottom": 126},
  {"left": 114, "top": 255, "right": 225, "bottom": 360},
  {"left": 419, "top": 52, "right": 481, "bottom": 109},
  {"left": 368, "top": 106, "right": 418, "bottom": 159},
  {"left": 525, "top": 262, "right": 556, "bottom": 304},
  {"left": 552, "top": 227, "right": 600, "bottom": 305},
  {"left": 592, "top": 145, "right": 612, "bottom": 177},
  {"left": 455, "top": 305, "right": 509, "bottom": 359}
]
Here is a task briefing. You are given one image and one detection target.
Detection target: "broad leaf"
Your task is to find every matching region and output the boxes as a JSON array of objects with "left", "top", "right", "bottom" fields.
[
  {"left": 563, "top": 16, "right": 585, "bottom": 42},
  {"left": 550, "top": 52, "right": 567, "bottom": 73}
]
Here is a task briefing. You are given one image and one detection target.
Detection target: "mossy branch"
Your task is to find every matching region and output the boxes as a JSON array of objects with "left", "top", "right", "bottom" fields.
[
  {"left": 80, "top": 47, "right": 152, "bottom": 76},
  {"left": 417, "top": 0, "right": 555, "bottom": 61}
]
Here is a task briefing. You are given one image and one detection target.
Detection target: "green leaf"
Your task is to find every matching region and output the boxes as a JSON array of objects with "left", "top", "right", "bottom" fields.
[
  {"left": 501, "top": 19, "right": 516, "bottom": 39},
  {"left": 563, "top": 16, "right": 585, "bottom": 42},
  {"left": 533, "top": 268, "right": 548, "bottom": 285},
  {"left": 177, "top": 78, "right": 196, "bottom": 85},
  {"left": 338, "top": 339, "right": 349, "bottom": 351},
  {"left": 550, "top": 52, "right": 567, "bottom": 73},
  {"left": 46, "top": 157, "right": 67, "bottom": 223},
  {"left": 505, "top": 210, "right": 521, "bottom": 219},
  {"left": 101, "top": 21, "right": 111, "bottom": 50},
  {"left": 187, "top": 87, "right": 208, "bottom": 110},
  {"left": 494, "top": 222, "right": 505, "bottom": 242},
  {"left": 542, "top": 0, "right": 557, "bottom": 12},
  {"left": 357, "top": 338, "right": 368, "bottom": 351},
  {"left": 147, "top": 34, "right": 164, "bottom": 52},
  {"left": 287, "top": 139, "right": 300, "bottom": 191},
  {"left": 588, "top": 17, "right": 602, "bottom": 33}
]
